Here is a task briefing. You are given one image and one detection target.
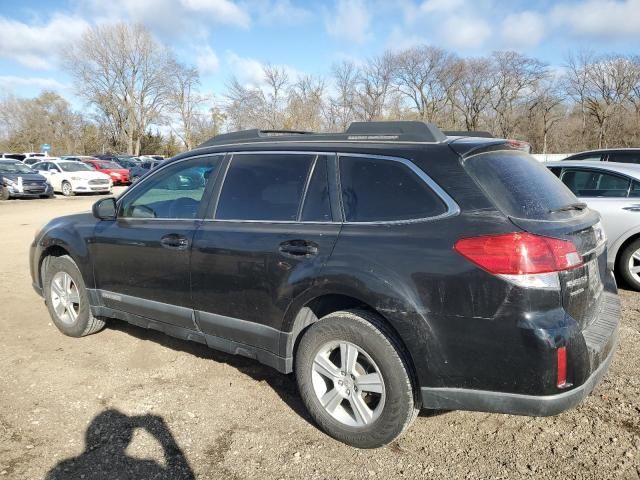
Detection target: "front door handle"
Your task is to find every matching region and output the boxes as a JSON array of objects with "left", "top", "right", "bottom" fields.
[
  {"left": 622, "top": 205, "right": 640, "bottom": 212},
  {"left": 160, "top": 234, "right": 189, "bottom": 250},
  {"left": 279, "top": 240, "right": 319, "bottom": 257}
]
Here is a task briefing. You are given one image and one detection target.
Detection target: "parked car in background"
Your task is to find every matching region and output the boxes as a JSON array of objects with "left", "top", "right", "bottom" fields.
[
  {"left": 129, "top": 158, "right": 164, "bottom": 183},
  {"left": 0, "top": 153, "right": 27, "bottom": 161},
  {"left": 113, "top": 157, "right": 141, "bottom": 170},
  {"left": 548, "top": 160, "right": 640, "bottom": 290},
  {"left": 60, "top": 155, "right": 98, "bottom": 162},
  {"left": 32, "top": 159, "right": 112, "bottom": 196},
  {"left": 23, "top": 152, "right": 47, "bottom": 159},
  {"left": 0, "top": 160, "right": 53, "bottom": 200},
  {"left": 31, "top": 122, "right": 619, "bottom": 448},
  {"left": 24, "top": 156, "right": 50, "bottom": 166},
  {"left": 82, "top": 158, "right": 130, "bottom": 185},
  {"left": 563, "top": 148, "right": 640, "bottom": 164}
]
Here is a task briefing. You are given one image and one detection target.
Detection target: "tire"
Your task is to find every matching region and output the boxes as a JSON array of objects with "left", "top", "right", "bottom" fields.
[
  {"left": 0, "top": 186, "right": 10, "bottom": 200},
  {"left": 43, "top": 255, "right": 105, "bottom": 337},
  {"left": 295, "top": 310, "right": 419, "bottom": 448},
  {"left": 61, "top": 181, "right": 74, "bottom": 196},
  {"left": 617, "top": 239, "right": 640, "bottom": 291}
]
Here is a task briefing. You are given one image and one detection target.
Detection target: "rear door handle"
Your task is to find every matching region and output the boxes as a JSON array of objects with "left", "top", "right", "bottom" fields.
[
  {"left": 160, "top": 234, "right": 189, "bottom": 250},
  {"left": 279, "top": 240, "right": 319, "bottom": 257},
  {"left": 622, "top": 205, "right": 640, "bottom": 212}
]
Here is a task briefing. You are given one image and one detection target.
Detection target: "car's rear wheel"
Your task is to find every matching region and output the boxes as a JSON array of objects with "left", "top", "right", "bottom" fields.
[
  {"left": 295, "top": 310, "right": 418, "bottom": 448},
  {"left": 61, "top": 181, "right": 74, "bottom": 197},
  {"left": 43, "top": 255, "right": 105, "bottom": 337},
  {"left": 618, "top": 239, "right": 640, "bottom": 291}
]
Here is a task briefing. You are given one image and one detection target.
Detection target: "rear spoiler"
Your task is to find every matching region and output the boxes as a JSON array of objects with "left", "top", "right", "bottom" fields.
[{"left": 443, "top": 130, "right": 494, "bottom": 138}]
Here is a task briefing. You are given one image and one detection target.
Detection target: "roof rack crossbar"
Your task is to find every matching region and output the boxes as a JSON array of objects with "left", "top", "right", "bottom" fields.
[{"left": 199, "top": 121, "right": 447, "bottom": 147}]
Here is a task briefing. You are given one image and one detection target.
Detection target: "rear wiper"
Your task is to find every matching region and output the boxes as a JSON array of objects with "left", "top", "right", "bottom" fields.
[{"left": 549, "top": 202, "right": 587, "bottom": 213}]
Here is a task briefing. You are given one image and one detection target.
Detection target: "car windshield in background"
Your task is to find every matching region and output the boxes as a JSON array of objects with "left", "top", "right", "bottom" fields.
[
  {"left": 0, "top": 162, "right": 34, "bottom": 174},
  {"left": 96, "top": 161, "right": 121, "bottom": 169},
  {"left": 58, "top": 162, "right": 93, "bottom": 172},
  {"left": 464, "top": 150, "right": 581, "bottom": 220}
]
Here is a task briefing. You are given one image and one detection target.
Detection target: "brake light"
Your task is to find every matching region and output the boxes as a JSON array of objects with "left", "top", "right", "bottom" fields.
[
  {"left": 557, "top": 347, "right": 568, "bottom": 388},
  {"left": 506, "top": 139, "right": 531, "bottom": 153},
  {"left": 454, "top": 232, "right": 582, "bottom": 275}
]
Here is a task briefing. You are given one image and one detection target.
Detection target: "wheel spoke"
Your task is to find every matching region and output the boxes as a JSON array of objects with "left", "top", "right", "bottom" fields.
[
  {"left": 67, "top": 305, "right": 78, "bottom": 322},
  {"left": 631, "top": 266, "right": 640, "bottom": 274},
  {"left": 340, "top": 342, "right": 358, "bottom": 375},
  {"left": 356, "top": 372, "right": 384, "bottom": 394},
  {"left": 349, "top": 393, "right": 373, "bottom": 425},
  {"left": 320, "top": 388, "right": 343, "bottom": 413},
  {"left": 67, "top": 290, "right": 80, "bottom": 304},
  {"left": 313, "top": 353, "right": 341, "bottom": 380},
  {"left": 53, "top": 301, "right": 66, "bottom": 317},
  {"left": 50, "top": 280, "right": 64, "bottom": 298},
  {"left": 632, "top": 251, "right": 640, "bottom": 262},
  {"left": 63, "top": 273, "right": 72, "bottom": 294}
]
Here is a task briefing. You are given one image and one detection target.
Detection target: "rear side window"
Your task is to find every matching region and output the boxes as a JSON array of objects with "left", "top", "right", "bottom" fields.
[
  {"left": 607, "top": 151, "right": 640, "bottom": 164},
  {"left": 464, "top": 150, "right": 578, "bottom": 220},
  {"left": 630, "top": 181, "right": 640, "bottom": 198},
  {"left": 216, "top": 154, "right": 314, "bottom": 221},
  {"left": 561, "top": 169, "right": 630, "bottom": 197},
  {"left": 301, "top": 157, "right": 332, "bottom": 222},
  {"left": 339, "top": 155, "right": 447, "bottom": 222}
]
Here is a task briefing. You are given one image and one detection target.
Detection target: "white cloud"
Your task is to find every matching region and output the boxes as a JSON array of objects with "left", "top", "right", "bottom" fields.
[
  {"left": 440, "top": 15, "right": 491, "bottom": 49},
  {"left": 0, "top": 75, "right": 69, "bottom": 92},
  {"left": 0, "top": 14, "right": 90, "bottom": 69},
  {"left": 252, "top": 0, "right": 311, "bottom": 24},
  {"left": 419, "top": 0, "right": 465, "bottom": 13},
  {"left": 226, "top": 52, "right": 266, "bottom": 86},
  {"left": 552, "top": 0, "right": 640, "bottom": 39},
  {"left": 502, "top": 11, "right": 545, "bottom": 48},
  {"left": 325, "top": 0, "right": 371, "bottom": 45},
  {"left": 196, "top": 46, "right": 220, "bottom": 75},
  {"left": 180, "top": 0, "right": 250, "bottom": 28}
]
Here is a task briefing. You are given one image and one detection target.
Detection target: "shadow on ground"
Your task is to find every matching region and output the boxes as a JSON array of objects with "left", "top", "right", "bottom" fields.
[
  {"left": 45, "top": 409, "right": 195, "bottom": 479},
  {"left": 107, "top": 319, "right": 315, "bottom": 425}
]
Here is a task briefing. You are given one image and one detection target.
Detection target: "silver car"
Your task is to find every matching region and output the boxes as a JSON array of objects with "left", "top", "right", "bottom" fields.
[{"left": 547, "top": 160, "right": 640, "bottom": 290}]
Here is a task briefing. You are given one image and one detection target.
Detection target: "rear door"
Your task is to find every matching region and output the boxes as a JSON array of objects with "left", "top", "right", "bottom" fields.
[
  {"left": 463, "top": 150, "right": 608, "bottom": 330},
  {"left": 190, "top": 152, "right": 340, "bottom": 350}
]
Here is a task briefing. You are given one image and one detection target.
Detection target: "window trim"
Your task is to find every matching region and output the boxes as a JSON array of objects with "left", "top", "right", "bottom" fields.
[
  {"left": 337, "top": 152, "right": 460, "bottom": 225},
  {"left": 559, "top": 167, "right": 634, "bottom": 198}
]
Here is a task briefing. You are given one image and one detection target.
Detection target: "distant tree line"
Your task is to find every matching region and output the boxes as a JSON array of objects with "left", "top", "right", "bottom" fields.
[{"left": 1, "top": 22, "right": 639, "bottom": 156}]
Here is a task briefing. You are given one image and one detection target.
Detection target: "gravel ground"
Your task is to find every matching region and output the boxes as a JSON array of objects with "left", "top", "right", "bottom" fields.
[{"left": 0, "top": 192, "right": 638, "bottom": 479}]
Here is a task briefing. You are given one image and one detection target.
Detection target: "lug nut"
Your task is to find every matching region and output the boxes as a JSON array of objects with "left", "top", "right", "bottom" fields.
[
  {"left": 338, "top": 380, "right": 343, "bottom": 385},
  {"left": 346, "top": 389, "right": 350, "bottom": 395},
  {"left": 340, "top": 371, "right": 345, "bottom": 376}
]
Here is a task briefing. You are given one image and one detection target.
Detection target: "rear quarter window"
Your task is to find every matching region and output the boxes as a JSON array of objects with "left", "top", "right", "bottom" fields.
[{"left": 464, "top": 150, "right": 579, "bottom": 220}]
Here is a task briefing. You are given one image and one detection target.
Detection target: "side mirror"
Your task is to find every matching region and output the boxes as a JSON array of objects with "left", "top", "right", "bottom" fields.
[{"left": 92, "top": 197, "right": 117, "bottom": 220}]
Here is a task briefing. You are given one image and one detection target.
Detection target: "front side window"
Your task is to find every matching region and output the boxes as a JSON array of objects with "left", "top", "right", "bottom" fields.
[
  {"left": 120, "top": 156, "right": 221, "bottom": 219},
  {"left": 561, "top": 169, "right": 630, "bottom": 197},
  {"left": 630, "top": 180, "right": 640, "bottom": 198},
  {"left": 339, "top": 155, "right": 447, "bottom": 222},
  {"left": 216, "top": 154, "right": 315, "bottom": 221}
]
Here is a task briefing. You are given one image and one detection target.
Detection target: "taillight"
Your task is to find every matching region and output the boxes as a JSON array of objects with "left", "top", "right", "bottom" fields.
[
  {"left": 454, "top": 232, "right": 583, "bottom": 289},
  {"left": 557, "top": 347, "right": 568, "bottom": 388},
  {"left": 506, "top": 139, "right": 531, "bottom": 153}
]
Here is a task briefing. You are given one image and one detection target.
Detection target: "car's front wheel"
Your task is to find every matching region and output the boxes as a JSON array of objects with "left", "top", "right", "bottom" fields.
[
  {"left": 618, "top": 239, "right": 640, "bottom": 291},
  {"left": 295, "top": 310, "right": 419, "bottom": 448},
  {"left": 61, "top": 181, "right": 74, "bottom": 197},
  {"left": 43, "top": 255, "right": 105, "bottom": 337},
  {"left": 0, "top": 186, "right": 11, "bottom": 200}
]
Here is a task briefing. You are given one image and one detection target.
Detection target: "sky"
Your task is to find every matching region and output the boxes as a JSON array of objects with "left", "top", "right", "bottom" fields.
[{"left": 1, "top": 0, "right": 640, "bottom": 105}]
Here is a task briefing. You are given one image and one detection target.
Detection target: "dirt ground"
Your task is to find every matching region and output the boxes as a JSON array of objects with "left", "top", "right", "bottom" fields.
[{"left": 0, "top": 191, "right": 639, "bottom": 480}]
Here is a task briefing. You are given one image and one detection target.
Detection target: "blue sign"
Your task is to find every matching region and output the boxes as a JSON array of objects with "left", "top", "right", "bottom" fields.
[{"left": 41, "top": 143, "right": 51, "bottom": 153}]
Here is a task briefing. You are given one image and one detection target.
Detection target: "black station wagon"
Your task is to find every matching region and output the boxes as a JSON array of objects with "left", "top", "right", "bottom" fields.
[{"left": 30, "top": 122, "right": 620, "bottom": 448}]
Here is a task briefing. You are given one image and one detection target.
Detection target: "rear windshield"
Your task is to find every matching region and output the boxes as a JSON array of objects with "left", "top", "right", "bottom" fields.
[{"left": 464, "top": 150, "right": 580, "bottom": 220}]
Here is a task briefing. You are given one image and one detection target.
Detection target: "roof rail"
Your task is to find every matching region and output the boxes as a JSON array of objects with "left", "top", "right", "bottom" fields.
[
  {"left": 199, "top": 121, "right": 447, "bottom": 147},
  {"left": 443, "top": 130, "right": 494, "bottom": 138}
]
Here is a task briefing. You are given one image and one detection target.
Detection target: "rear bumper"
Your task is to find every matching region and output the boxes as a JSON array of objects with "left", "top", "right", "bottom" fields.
[{"left": 420, "top": 338, "right": 616, "bottom": 416}]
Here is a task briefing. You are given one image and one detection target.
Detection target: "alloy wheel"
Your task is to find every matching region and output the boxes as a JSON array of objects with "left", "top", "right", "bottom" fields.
[
  {"left": 50, "top": 271, "right": 80, "bottom": 325},
  {"left": 628, "top": 247, "right": 640, "bottom": 283},
  {"left": 311, "top": 341, "right": 386, "bottom": 427}
]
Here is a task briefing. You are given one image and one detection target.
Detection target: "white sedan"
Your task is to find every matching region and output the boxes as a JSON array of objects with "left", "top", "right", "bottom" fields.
[{"left": 32, "top": 160, "right": 112, "bottom": 196}]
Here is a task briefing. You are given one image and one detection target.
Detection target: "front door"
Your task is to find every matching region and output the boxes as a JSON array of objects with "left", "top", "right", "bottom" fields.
[
  {"left": 90, "top": 155, "right": 223, "bottom": 329},
  {"left": 190, "top": 153, "right": 340, "bottom": 350}
]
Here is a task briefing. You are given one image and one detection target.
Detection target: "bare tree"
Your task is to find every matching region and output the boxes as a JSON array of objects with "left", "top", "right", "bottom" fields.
[
  {"left": 262, "top": 64, "right": 290, "bottom": 129},
  {"left": 288, "top": 75, "right": 327, "bottom": 131},
  {"left": 452, "top": 57, "right": 495, "bottom": 130},
  {"left": 356, "top": 53, "right": 394, "bottom": 121},
  {"left": 169, "top": 62, "right": 207, "bottom": 150},
  {"left": 327, "top": 61, "right": 359, "bottom": 131},
  {"left": 64, "top": 23, "right": 174, "bottom": 155}
]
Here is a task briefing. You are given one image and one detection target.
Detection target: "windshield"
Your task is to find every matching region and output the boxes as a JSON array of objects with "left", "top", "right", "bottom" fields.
[
  {"left": 58, "top": 162, "right": 93, "bottom": 172},
  {"left": 96, "top": 161, "right": 121, "bottom": 169},
  {"left": 0, "top": 162, "right": 35, "bottom": 174}
]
